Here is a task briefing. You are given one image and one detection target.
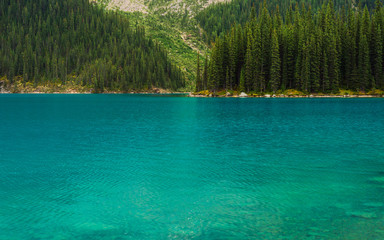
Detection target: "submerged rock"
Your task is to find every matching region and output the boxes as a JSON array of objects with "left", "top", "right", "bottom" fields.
[
  {"left": 363, "top": 202, "right": 384, "bottom": 208},
  {"left": 371, "top": 176, "right": 384, "bottom": 183},
  {"left": 347, "top": 211, "right": 377, "bottom": 219}
]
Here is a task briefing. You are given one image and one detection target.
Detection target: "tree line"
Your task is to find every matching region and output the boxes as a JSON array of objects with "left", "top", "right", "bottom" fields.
[
  {"left": 196, "top": 0, "right": 377, "bottom": 45},
  {"left": 0, "top": 0, "right": 185, "bottom": 92},
  {"left": 196, "top": 0, "right": 384, "bottom": 93}
]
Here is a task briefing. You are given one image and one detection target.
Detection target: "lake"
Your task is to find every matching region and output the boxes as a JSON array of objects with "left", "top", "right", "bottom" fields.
[{"left": 1, "top": 94, "right": 384, "bottom": 239}]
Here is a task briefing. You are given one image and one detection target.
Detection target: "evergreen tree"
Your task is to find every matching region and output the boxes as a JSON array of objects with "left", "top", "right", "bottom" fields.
[
  {"left": 195, "top": 53, "right": 202, "bottom": 92},
  {"left": 228, "top": 27, "right": 238, "bottom": 90},
  {"left": 322, "top": 49, "right": 330, "bottom": 92},
  {"left": 239, "top": 68, "right": 245, "bottom": 93},
  {"left": 202, "top": 56, "right": 208, "bottom": 90},
  {"left": 301, "top": 42, "right": 311, "bottom": 92},
  {"left": 253, "top": 24, "right": 263, "bottom": 92},
  {"left": 310, "top": 35, "right": 321, "bottom": 92},
  {"left": 245, "top": 29, "right": 254, "bottom": 92},
  {"left": 270, "top": 29, "right": 280, "bottom": 93},
  {"left": 358, "top": 33, "right": 371, "bottom": 90},
  {"left": 374, "top": 27, "right": 383, "bottom": 88}
]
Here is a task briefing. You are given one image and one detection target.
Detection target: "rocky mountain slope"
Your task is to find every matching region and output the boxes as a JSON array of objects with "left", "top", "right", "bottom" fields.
[{"left": 94, "top": 0, "right": 227, "bottom": 90}]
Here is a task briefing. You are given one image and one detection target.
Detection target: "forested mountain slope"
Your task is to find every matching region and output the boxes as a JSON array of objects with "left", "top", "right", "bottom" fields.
[
  {"left": 197, "top": 1, "right": 384, "bottom": 94},
  {"left": 196, "top": 0, "right": 377, "bottom": 44},
  {"left": 0, "top": 0, "right": 184, "bottom": 92},
  {"left": 92, "top": 0, "right": 379, "bottom": 91},
  {"left": 93, "top": 0, "right": 221, "bottom": 89}
]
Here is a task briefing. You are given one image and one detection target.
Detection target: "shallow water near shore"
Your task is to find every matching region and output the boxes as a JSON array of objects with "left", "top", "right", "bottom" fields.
[{"left": 1, "top": 94, "right": 384, "bottom": 239}]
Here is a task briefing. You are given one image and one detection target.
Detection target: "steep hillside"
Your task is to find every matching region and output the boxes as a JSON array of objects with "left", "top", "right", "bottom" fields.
[
  {"left": 94, "top": 0, "right": 222, "bottom": 90},
  {"left": 93, "top": 0, "right": 380, "bottom": 91},
  {"left": 0, "top": 0, "right": 185, "bottom": 93}
]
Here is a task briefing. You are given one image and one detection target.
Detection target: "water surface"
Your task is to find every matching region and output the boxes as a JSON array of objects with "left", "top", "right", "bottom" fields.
[{"left": 1, "top": 95, "right": 384, "bottom": 239}]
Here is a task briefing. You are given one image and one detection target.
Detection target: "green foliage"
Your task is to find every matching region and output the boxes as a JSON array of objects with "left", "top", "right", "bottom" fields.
[
  {"left": 283, "top": 89, "right": 306, "bottom": 96},
  {"left": 202, "top": 1, "right": 384, "bottom": 93},
  {"left": 120, "top": 10, "right": 209, "bottom": 91},
  {"left": 239, "top": 68, "right": 245, "bottom": 93},
  {"left": 95, "top": 0, "right": 213, "bottom": 91},
  {"left": 195, "top": 53, "right": 202, "bottom": 91},
  {"left": 270, "top": 30, "right": 281, "bottom": 93},
  {"left": 196, "top": 0, "right": 378, "bottom": 45},
  {"left": 0, "top": 0, "right": 185, "bottom": 92}
]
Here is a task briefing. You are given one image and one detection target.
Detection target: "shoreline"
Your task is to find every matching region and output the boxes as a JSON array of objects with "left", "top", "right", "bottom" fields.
[
  {"left": 0, "top": 91, "right": 383, "bottom": 98},
  {"left": 0, "top": 91, "right": 187, "bottom": 94},
  {"left": 0, "top": 92, "right": 187, "bottom": 95},
  {"left": 0, "top": 87, "right": 186, "bottom": 95},
  {"left": 1, "top": 88, "right": 383, "bottom": 98},
  {"left": 0, "top": 90, "right": 187, "bottom": 95},
  {"left": 188, "top": 93, "right": 384, "bottom": 98}
]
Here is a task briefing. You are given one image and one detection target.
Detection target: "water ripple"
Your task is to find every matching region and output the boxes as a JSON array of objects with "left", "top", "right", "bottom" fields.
[{"left": 1, "top": 96, "right": 384, "bottom": 239}]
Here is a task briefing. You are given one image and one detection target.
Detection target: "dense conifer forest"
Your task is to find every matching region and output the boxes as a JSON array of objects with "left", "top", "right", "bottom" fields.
[
  {"left": 0, "top": 0, "right": 185, "bottom": 92},
  {"left": 196, "top": 1, "right": 384, "bottom": 94},
  {"left": 196, "top": 0, "right": 377, "bottom": 44}
]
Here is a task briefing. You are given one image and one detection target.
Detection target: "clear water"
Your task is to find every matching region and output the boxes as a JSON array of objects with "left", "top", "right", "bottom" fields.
[{"left": 1, "top": 95, "right": 384, "bottom": 240}]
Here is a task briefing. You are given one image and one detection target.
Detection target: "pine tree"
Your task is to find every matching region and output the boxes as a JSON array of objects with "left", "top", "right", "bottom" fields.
[
  {"left": 225, "top": 68, "right": 230, "bottom": 90},
  {"left": 253, "top": 24, "right": 263, "bottom": 92},
  {"left": 294, "top": 51, "right": 302, "bottom": 90},
  {"left": 208, "top": 50, "right": 217, "bottom": 92},
  {"left": 270, "top": 29, "right": 280, "bottom": 93},
  {"left": 260, "top": 6, "right": 271, "bottom": 92},
  {"left": 322, "top": 49, "right": 330, "bottom": 92},
  {"left": 239, "top": 67, "right": 245, "bottom": 92},
  {"left": 358, "top": 33, "right": 371, "bottom": 90},
  {"left": 228, "top": 27, "right": 238, "bottom": 90},
  {"left": 374, "top": 26, "right": 383, "bottom": 88},
  {"left": 328, "top": 35, "right": 339, "bottom": 91},
  {"left": 245, "top": 28, "right": 254, "bottom": 92},
  {"left": 283, "top": 26, "right": 295, "bottom": 89},
  {"left": 196, "top": 53, "right": 202, "bottom": 92},
  {"left": 301, "top": 42, "right": 311, "bottom": 92},
  {"left": 310, "top": 35, "right": 321, "bottom": 92},
  {"left": 202, "top": 55, "right": 208, "bottom": 90}
]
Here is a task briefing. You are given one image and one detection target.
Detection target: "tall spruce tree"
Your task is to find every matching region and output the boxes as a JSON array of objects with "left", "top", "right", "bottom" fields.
[
  {"left": 270, "top": 29, "right": 281, "bottom": 93},
  {"left": 358, "top": 33, "right": 371, "bottom": 90},
  {"left": 202, "top": 55, "right": 208, "bottom": 90},
  {"left": 196, "top": 53, "right": 202, "bottom": 92},
  {"left": 375, "top": 27, "right": 383, "bottom": 88},
  {"left": 245, "top": 29, "right": 254, "bottom": 92}
]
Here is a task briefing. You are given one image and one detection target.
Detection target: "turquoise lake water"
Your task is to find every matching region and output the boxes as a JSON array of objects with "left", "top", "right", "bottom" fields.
[{"left": 1, "top": 94, "right": 384, "bottom": 239}]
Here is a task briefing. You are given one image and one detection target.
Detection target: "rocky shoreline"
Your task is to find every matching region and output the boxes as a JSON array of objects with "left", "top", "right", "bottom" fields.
[
  {"left": 188, "top": 92, "right": 384, "bottom": 98},
  {"left": 1, "top": 85, "right": 382, "bottom": 98},
  {"left": 0, "top": 84, "right": 182, "bottom": 94}
]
